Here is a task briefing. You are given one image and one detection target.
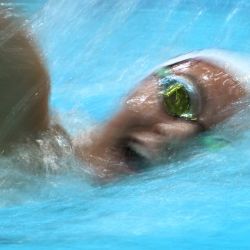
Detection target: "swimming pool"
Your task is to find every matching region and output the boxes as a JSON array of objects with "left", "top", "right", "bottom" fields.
[{"left": 1, "top": 0, "right": 250, "bottom": 249}]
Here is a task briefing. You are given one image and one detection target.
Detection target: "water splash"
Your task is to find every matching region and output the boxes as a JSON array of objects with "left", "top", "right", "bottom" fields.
[{"left": 1, "top": 0, "right": 250, "bottom": 249}]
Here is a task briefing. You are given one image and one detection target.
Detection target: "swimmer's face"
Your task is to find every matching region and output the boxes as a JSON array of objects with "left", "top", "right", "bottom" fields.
[{"left": 76, "top": 59, "right": 247, "bottom": 178}]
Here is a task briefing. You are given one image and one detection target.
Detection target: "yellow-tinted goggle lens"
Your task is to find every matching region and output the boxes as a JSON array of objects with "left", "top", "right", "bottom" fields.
[
  {"left": 163, "top": 82, "right": 193, "bottom": 119},
  {"left": 160, "top": 75, "right": 200, "bottom": 120}
]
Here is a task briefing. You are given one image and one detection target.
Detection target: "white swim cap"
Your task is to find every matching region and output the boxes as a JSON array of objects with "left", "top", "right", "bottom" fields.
[{"left": 162, "top": 49, "right": 250, "bottom": 92}]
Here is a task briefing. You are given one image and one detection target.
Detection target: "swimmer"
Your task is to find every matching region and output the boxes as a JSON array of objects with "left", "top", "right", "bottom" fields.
[
  {"left": 0, "top": 10, "right": 249, "bottom": 180},
  {"left": 74, "top": 51, "right": 248, "bottom": 179}
]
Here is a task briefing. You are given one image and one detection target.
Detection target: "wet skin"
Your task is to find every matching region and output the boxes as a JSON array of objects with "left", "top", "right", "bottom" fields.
[
  {"left": 0, "top": 11, "right": 50, "bottom": 150},
  {"left": 0, "top": 11, "right": 247, "bottom": 179},
  {"left": 74, "top": 59, "right": 247, "bottom": 179}
]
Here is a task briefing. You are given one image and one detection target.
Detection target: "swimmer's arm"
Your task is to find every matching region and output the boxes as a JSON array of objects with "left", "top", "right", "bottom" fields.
[{"left": 0, "top": 9, "right": 50, "bottom": 149}]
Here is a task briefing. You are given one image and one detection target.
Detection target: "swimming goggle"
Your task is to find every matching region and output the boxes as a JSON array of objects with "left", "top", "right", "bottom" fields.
[
  {"left": 155, "top": 66, "right": 201, "bottom": 121},
  {"left": 154, "top": 66, "right": 231, "bottom": 151}
]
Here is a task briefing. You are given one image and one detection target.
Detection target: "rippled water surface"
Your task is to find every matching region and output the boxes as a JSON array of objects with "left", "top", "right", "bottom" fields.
[{"left": 1, "top": 0, "right": 250, "bottom": 249}]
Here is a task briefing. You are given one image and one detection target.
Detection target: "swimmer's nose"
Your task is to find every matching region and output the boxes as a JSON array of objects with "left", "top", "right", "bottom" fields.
[{"left": 127, "top": 122, "right": 201, "bottom": 161}]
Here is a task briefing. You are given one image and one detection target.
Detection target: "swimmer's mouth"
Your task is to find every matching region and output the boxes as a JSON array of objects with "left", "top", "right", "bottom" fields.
[{"left": 123, "top": 141, "right": 151, "bottom": 171}]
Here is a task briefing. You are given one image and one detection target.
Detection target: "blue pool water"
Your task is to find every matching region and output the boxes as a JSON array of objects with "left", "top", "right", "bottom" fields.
[{"left": 1, "top": 0, "right": 250, "bottom": 249}]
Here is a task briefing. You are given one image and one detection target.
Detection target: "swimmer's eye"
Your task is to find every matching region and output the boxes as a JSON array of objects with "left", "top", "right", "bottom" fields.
[{"left": 159, "top": 75, "right": 201, "bottom": 120}]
